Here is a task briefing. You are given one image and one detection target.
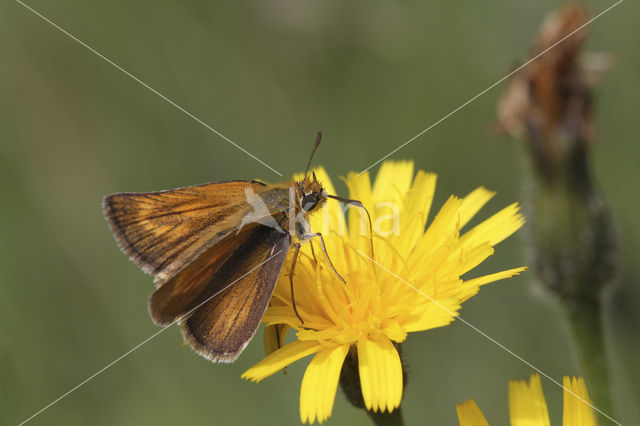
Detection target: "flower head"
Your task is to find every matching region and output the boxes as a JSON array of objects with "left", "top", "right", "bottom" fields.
[
  {"left": 457, "top": 374, "right": 597, "bottom": 426},
  {"left": 242, "top": 161, "right": 525, "bottom": 423}
]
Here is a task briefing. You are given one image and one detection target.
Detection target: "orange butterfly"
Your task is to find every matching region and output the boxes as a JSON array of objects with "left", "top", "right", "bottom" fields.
[{"left": 103, "top": 134, "right": 366, "bottom": 362}]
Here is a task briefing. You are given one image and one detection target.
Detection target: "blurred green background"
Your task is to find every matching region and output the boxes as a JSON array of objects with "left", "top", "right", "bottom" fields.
[{"left": 1, "top": 0, "right": 638, "bottom": 424}]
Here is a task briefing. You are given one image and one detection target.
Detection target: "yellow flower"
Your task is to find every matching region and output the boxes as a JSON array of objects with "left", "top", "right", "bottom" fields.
[
  {"left": 242, "top": 161, "right": 526, "bottom": 423},
  {"left": 457, "top": 374, "right": 597, "bottom": 426}
]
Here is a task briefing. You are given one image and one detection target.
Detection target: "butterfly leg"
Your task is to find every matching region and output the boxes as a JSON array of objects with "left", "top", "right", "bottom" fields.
[
  {"left": 301, "top": 232, "right": 346, "bottom": 285},
  {"left": 309, "top": 239, "right": 318, "bottom": 265},
  {"left": 289, "top": 242, "right": 305, "bottom": 326}
]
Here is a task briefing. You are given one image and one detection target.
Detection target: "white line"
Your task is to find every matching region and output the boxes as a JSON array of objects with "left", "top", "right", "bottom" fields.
[
  {"left": 17, "top": 249, "right": 285, "bottom": 426},
  {"left": 17, "top": 327, "right": 168, "bottom": 426},
  {"left": 355, "top": 249, "right": 623, "bottom": 426},
  {"left": 358, "top": 0, "right": 624, "bottom": 175},
  {"left": 15, "top": 0, "right": 284, "bottom": 177}
]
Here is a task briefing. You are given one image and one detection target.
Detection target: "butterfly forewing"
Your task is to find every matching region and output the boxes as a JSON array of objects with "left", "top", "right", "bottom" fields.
[
  {"left": 180, "top": 226, "right": 291, "bottom": 362},
  {"left": 103, "top": 180, "right": 266, "bottom": 282}
]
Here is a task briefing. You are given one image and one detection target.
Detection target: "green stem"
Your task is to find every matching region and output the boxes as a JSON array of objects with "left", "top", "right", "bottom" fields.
[
  {"left": 565, "top": 299, "right": 613, "bottom": 416},
  {"left": 524, "top": 136, "right": 617, "bottom": 417}
]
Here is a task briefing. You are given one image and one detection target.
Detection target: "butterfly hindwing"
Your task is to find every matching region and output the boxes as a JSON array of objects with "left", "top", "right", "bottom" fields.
[
  {"left": 180, "top": 226, "right": 291, "bottom": 362},
  {"left": 148, "top": 222, "right": 262, "bottom": 326}
]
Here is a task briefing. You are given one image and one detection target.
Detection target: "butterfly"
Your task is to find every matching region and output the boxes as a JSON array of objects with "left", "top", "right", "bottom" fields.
[{"left": 103, "top": 133, "right": 368, "bottom": 362}]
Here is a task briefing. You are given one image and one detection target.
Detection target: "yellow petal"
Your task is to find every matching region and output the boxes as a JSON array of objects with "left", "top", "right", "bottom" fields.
[
  {"left": 452, "top": 242, "right": 495, "bottom": 276},
  {"left": 263, "top": 305, "right": 333, "bottom": 330},
  {"left": 381, "top": 319, "right": 408, "bottom": 343},
  {"left": 404, "top": 170, "right": 437, "bottom": 222},
  {"left": 242, "top": 340, "right": 323, "bottom": 382},
  {"left": 300, "top": 345, "right": 350, "bottom": 424},
  {"left": 264, "top": 324, "right": 290, "bottom": 356},
  {"left": 392, "top": 171, "right": 437, "bottom": 258},
  {"left": 403, "top": 298, "right": 461, "bottom": 332},
  {"left": 343, "top": 171, "right": 375, "bottom": 253},
  {"left": 408, "top": 195, "right": 464, "bottom": 271},
  {"left": 461, "top": 203, "right": 525, "bottom": 247},
  {"left": 344, "top": 171, "right": 373, "bottom": 209},
  {"left": 372, "top": 160, "right": 414, "bottom": 206},
  {"left": 509, "top": 374, "right": 550, "bottom": 426},
  {"left": 457, "top": 399, "right": 489, "bottom": 426},
  {"left": 459, "top": 187, "right": 496, "bottom": 229},
  {"left": 357, "top": 335, "right": 403, "bottom": 413},
  {"left": 464, "top": 267, "right": 527, "bottom": 288},
  {"left": 562, "top": 376, "right": 597, "bottom": 426},
  {"left": 314, "top": 167, "right": 346, "bottom": 234}
]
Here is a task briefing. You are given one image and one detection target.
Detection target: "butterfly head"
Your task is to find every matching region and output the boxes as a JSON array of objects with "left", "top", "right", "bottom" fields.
[{"left": 296, "top": 171, "right": 326, "bottom": 213}]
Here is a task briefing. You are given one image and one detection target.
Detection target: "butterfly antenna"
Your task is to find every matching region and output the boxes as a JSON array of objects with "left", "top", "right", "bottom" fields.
[{"left": 304, "top": 131, "right": 322, "bottom": 180}]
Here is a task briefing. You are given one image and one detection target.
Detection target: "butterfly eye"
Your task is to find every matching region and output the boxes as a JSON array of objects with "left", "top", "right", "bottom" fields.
[{"left": 302, "top": 193, "right": 317, "bottom": 211}]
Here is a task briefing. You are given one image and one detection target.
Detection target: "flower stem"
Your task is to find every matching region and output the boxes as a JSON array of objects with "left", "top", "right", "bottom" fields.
[
  {"left": 564, "top": 298, "right": 613, "bottom": 415},
  {"left": 522, "top": 143, "right": 618, "bottom": 418},
  {"left": 339, "top": 346, "right": 406, "bottom": 426},
  {"left": 522, "top": 134, "right": 617, "bottom": 413},
  {"left": 497, "top": 4, "right": 618, "bottom": 417}
]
